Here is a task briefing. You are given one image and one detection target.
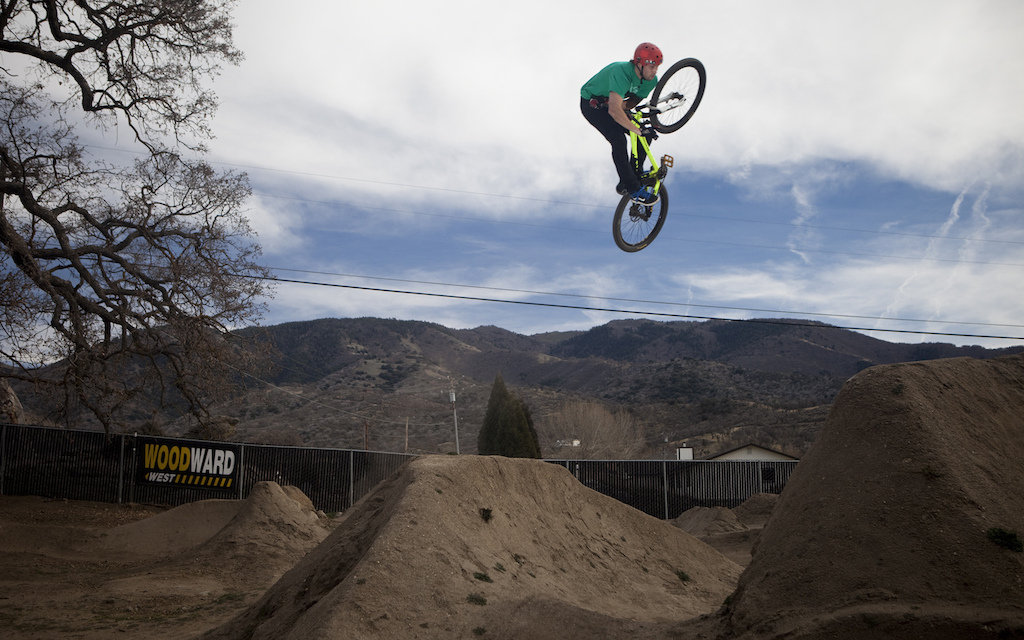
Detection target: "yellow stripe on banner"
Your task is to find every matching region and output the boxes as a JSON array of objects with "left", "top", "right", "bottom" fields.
[{"left": 226, "top": 479, "right": 232, "bottom": 487}]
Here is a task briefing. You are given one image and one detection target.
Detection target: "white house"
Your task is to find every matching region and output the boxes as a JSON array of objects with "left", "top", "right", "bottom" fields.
[{"left": 706, "top": 443, "right": 798, "bottom": 461}]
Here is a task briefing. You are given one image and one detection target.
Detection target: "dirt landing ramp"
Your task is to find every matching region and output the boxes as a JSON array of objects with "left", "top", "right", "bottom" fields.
[
  {"left": 722, "top": 354, "right": 1024, "bottom": 639},
  {"left": 196, "top": 455, "right": 741, "bottom": 640},
  {"left": 170, "top": 481, "right": 332, "bottom": 585},
  {"left": 88, "top": 498, "right": 242, "bottom": 560},
  {"left": 96, "top": 481, "right": 334, "bottom": 627}
]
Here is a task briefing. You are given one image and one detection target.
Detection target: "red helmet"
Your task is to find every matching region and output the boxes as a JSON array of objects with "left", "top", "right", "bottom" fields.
[{"left": 633, "top": 42, "right": 663, "bottom": 66}]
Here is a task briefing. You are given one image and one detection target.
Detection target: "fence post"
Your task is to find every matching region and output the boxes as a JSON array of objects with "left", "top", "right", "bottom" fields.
[
  {"left": 662, "top": 460, "right": 670, "bottom": 520},
  {"left": 117, "top": 434, "right": 125, "bottom": 504},
  {"left": 238, "top": 444, "right": 245, "bottom": 501},
  {"left": 1, "top": 423, "right": 6, "bottom": 496},
  {"left": 348, "top": 449, "right": 355, "bottom": 510}
]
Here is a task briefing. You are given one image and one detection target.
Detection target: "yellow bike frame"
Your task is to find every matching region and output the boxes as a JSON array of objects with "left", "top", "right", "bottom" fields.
[{"left": 627, "top": 110, "right": 673, "bottom": 197}]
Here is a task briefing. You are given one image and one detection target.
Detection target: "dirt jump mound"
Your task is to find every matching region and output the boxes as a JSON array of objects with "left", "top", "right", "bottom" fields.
[
  {"left": 172, "top": 480, "right": 332, "bottom": 584},
  {"left": 671, "top": 493, "right": 779, "bottom": 567},
  {"left": 196, "top": 455, "right": 742, "bottom": 640},
  {"left": 722, "top": 354, "right": 1024, "bottom": 639}
]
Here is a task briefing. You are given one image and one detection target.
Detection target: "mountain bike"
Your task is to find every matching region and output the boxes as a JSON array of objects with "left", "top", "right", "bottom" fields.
[{"left": 613, "top": 58, "right": 706, "bottom": 252}]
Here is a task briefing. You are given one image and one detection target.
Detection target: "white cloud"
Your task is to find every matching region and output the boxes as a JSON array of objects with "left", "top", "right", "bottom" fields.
[{"left": 198, "top": 0, "right": 1024, "bottom": 347}]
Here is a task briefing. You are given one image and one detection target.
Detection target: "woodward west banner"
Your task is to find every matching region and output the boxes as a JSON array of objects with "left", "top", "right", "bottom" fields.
[{"left": 136, "top": 436, "right": 240, "bottom": 490}]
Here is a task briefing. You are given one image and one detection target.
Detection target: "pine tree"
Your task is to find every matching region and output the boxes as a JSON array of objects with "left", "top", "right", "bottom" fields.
[
  {"left": 518, "top": 397, "right": 542, "bottom": 458},
  {"left": 477, "top": 374, "right": 541, "bottom": 458}
]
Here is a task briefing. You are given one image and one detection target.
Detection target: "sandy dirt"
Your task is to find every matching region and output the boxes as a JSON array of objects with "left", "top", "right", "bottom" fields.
[
  {"left": 0, "top": 482, "right": 334, "bottom": 638},
  {"left": 671, "top": 493, "right": 777, "bottom": 567},
  {"left": 2, "top": 353, "right": 1024, "bottom": 639}
]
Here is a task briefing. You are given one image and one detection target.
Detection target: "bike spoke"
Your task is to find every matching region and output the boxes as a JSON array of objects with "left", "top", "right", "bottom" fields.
[{"left": 651, "top": 59, "right": 706, "bottom": 134}]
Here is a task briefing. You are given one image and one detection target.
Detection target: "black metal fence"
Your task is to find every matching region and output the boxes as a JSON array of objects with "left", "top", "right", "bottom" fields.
[
  {"left": 547, "top": 458, "right": 798, "bottom": 520},
  {"left": 1, "top": 423, "right": 797, "bottom": 519},
  {"left": 0, "top": 423, "right": 412, "bottom": 514}
]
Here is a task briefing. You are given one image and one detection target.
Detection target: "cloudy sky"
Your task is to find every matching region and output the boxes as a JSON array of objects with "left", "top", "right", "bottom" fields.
[{"left": 188, "top": 0, "right": 1023, "bottom": 347}]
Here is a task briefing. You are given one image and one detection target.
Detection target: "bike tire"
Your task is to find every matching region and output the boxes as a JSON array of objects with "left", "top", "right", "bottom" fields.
[
  {"left": 613, "top": 187, "right": 669, "bottom": 252},
  {"left": 650, "top": 58, "right": 706, "bottom": 134}
]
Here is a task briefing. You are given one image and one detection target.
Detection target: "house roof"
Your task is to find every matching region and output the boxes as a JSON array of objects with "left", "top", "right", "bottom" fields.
[{"left": 704, "top": 442, "right": 799, "bottom": 461}]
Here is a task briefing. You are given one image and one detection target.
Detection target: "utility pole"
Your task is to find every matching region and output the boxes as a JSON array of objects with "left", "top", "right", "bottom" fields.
[{"left": 449, "top": 378, "right": 460, "bottom": 455}]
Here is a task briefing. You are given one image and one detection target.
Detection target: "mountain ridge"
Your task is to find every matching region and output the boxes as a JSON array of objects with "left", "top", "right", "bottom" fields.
[
  {"left": 204, "top": 317, "right": 1020, "bottom": 458},
  {"left": 15, "top": 316, "right": 1019, "bottom": 459}
]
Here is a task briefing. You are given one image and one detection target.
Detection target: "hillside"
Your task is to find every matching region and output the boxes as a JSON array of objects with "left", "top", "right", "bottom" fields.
[
  {"left": 154, "top": 317, "right": 1018, "bottom": 459},
  {"left": 12, "top": 316, "right": 1020, "bottom": 458}
]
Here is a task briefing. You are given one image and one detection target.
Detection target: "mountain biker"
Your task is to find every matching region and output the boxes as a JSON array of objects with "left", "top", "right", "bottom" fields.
[{"left": 581, "top": 42, "right": 663, "bottom": 205}]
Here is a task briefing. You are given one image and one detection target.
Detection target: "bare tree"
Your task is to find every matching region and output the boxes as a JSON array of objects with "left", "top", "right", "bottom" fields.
[
  {"left": 0, "top": 0, "right": 271, "bottom": 432},
  {"left": 544, "top": 400, "right": 646, "bottom": 459}
]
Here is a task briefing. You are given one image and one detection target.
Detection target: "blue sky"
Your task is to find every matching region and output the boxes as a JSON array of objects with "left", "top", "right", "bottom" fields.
[{"left": 118, "top": 0, "right": 1024, "bottom": 347}]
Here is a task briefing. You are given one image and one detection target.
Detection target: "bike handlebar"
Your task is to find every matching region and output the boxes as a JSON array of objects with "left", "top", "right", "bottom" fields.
[{"left": 639, "top": 91, "right": 689, "bottom": 116}]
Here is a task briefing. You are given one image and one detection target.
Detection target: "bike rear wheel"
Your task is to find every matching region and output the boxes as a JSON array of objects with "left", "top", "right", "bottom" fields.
[
  {"left": 650, "top": 58, "right": 706, "bottom": 134},
  {"left": 613, "top": 187, "right": 669, "bottom": 252}
]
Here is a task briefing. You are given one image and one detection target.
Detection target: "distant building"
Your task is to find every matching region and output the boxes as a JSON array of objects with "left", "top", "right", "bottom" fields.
[{"left": 705, "top": 443, "right": 798, "bottom": 461}]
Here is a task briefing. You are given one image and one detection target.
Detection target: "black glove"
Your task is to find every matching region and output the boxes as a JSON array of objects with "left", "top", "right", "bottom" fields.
[{"left": 640, "top": 126, "right": 659, "bottom": 141}]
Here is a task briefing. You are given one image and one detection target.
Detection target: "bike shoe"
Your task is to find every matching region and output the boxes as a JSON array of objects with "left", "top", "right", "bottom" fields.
[
  {"left": 615, "top": 184, "right": 631, "bottom": 196},
  {"left": 630, "top": 187, "right": 659, "bottom": 205}
]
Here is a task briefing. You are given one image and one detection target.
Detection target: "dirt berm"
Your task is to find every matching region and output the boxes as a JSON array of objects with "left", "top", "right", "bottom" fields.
[{"left": 195, "top": 454, "right": 742, "bottom": 639}]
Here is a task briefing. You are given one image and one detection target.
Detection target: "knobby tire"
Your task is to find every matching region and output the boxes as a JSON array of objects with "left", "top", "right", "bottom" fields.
[{"left": 613, "top": 187, "right": 669, "bottom": 252}]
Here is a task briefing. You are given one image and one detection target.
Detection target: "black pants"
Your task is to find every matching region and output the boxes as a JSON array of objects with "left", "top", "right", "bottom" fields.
[{"left": 580, "top": 97, "right": 642, "bottom": 194}]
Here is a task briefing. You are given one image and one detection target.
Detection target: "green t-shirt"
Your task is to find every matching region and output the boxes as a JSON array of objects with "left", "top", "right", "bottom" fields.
[{"left": 581, "top": 61, "right": 658, "bottom": 101}]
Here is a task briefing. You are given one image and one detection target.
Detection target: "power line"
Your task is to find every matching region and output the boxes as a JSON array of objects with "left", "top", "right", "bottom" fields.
[
  {"left": 254, "top": 273, "right": 1024, "bottom": 343},
  {"left": 266, "top": 266, "right": 1024, "bottom": 331},
  {"left": 85, "top": 144, "right": 1024, "bottom": 340}
]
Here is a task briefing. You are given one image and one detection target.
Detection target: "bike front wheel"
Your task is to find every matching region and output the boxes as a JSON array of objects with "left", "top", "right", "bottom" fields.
[
  {"left": 613, "top": 187, "right": 669, "bottom": 252},
  {"left": 650, "top": 58, "right": 706, "bottom": 134}
]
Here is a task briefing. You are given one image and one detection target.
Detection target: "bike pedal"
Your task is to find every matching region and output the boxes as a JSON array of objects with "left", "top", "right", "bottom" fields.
[{"left": 661, "top": 154, "right": 674, "bottom": 167}]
